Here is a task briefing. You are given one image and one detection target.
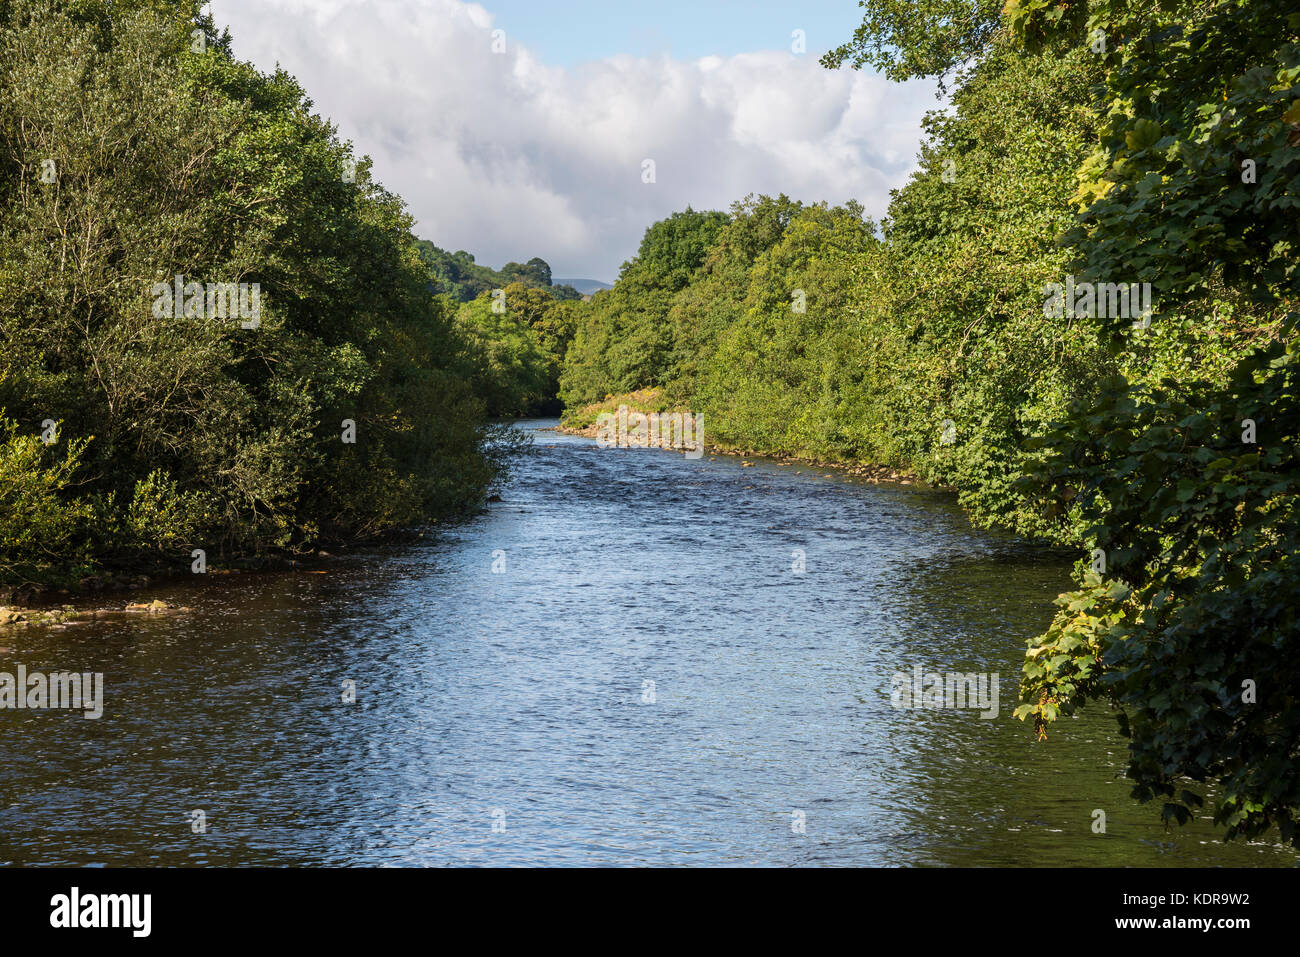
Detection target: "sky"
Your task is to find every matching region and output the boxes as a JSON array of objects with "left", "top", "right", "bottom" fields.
[
  {"left": 469, "top": 0, "right": 871, "bottom": 66},
  {"left": 211, "top": 0, "right": 939, "bottom": 282}
]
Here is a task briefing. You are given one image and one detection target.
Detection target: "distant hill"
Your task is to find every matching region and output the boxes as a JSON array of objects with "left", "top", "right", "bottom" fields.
[
  {"left": 414, "top": 240, "right": 582, "bottom": 303},
  {"left": 553, "top": 278, "right": 613, "bottom": 295}
]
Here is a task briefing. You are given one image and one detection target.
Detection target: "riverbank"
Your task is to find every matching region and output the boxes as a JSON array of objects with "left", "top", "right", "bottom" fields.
[
  {"left": 556, "top": 390, "right": 924, "bottom": 486},
  {"left": 0, "top": 561, "right": 282, "bottom": 610},
  {"left": 0, "top": 599, "right": 190, "bottom": 635},
  {"left": 0, "top": 527, "right": 446, "bottom": 609}
]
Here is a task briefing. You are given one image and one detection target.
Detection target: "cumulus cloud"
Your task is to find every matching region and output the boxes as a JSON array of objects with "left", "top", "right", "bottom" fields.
[{"left": 213, "top": 0, "right": 939, "bottom": 280}]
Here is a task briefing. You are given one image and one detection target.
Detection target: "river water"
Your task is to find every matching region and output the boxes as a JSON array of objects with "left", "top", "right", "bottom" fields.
[{"left": 0, "top": 419, "right": 1293, "bottom": 866}]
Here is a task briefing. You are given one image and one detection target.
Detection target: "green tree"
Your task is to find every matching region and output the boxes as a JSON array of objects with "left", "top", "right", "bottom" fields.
[
  {"left": 820, "top": 0, "right": 1006, "bottom": 85},
  {"left": 454, "top": 291, "right": 554, "bottom": 417},
  {"left": 1013, "top": 0, "right": 1300, "bottom": 843},
  {"left": 0, "top": 0, "right": 503, "bottom": 580}
]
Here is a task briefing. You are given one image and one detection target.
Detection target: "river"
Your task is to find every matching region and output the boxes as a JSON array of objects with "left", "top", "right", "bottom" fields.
[{"left": 0, "top": 419, "right": 1293, "bottom": 866}]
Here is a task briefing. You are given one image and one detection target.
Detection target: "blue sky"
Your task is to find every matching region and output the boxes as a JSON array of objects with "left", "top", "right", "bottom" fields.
[{"left": 483, "top": 0, "right": 865, "bottom": 65}]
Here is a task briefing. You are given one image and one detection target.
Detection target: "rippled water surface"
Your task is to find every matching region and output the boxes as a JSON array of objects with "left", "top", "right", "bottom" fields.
[{"left": 1, "top": 420, "right": 1293, "bottom": 866}]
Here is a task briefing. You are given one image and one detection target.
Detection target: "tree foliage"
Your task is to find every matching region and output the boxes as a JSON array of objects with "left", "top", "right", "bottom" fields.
[
  {"left": 415, "top": 241, "right": 580, "bottom": 302},
  {"left": 820, "top": 0, "right": 1005, "bottom": 84},
  {"left": 0, "top": 0, "right": 507, "bottom": 581},
  {"left": 1010, "top": 0, "right": 1300, "bottom": 842}
]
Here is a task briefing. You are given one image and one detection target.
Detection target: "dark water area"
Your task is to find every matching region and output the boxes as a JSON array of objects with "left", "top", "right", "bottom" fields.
[{"left": 0, "top": 419, "right": 1293, "bottom": 866}]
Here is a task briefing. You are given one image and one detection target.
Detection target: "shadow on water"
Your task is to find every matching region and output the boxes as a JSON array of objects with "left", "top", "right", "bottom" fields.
[
  {"left": 0, "top": 419, "right": 1293, "bottom": 866},
  {"left": 882, "top": 538, "right": 1291, "bottom": 866}
]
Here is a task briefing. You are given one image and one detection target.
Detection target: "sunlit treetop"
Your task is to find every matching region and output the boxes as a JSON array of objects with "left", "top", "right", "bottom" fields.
[{"left": 819, "top": 0, "right": 1007, "bottom": 86}]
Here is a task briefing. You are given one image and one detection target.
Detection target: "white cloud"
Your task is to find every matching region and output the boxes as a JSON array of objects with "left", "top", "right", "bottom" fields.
[{"left": 213, "top": 0, "right": 939, "bottom": 280}]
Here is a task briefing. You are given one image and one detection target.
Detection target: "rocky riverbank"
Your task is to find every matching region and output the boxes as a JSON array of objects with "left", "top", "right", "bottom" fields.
[
  {"left": 0, "top": 600, "right": 191, "bottom": 633},
  {"left": 0, "top": 548, "right": 347, "bottom": 611},
  {"left": 550, "top": 421, "right": 921, "bottom": 486},
  {"left": 554, "top": 388, "right": 925, "bottom": 485}
]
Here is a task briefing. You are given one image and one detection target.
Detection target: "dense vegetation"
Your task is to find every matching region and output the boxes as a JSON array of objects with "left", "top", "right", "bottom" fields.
[
  {"left": 0, "top": 0, "right": 526, "bottom": 586},
  {"left": 554, "top": 0, "right": 1299, "bottom": 844},
  {"left": 1011, "top": 0, "right": 1300, "bottom": 845},
  {"left": 451, "top": 281, "right": 579, "bottom": 417},
  {"left": 414, "top": 240, "right": 581, "bottom": 303}
]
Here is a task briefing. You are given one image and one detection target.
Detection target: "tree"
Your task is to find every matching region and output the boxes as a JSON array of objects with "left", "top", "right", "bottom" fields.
[
  {"left": 820, "top": 0, "right": 1007, "bottom": 85},
  {"left": 1014, "top": 0, "right": 1300, "bottom": 844},
  {"left": 0, "top": 0, "right": 502, "bottom": 581}
]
